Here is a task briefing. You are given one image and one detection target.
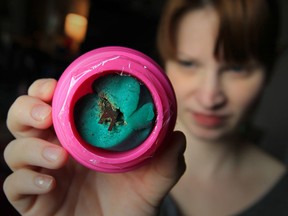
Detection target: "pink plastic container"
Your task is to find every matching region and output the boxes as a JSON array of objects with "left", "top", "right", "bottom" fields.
[{"left": 52, "top": 46, "right": 177, "bottom": 172}]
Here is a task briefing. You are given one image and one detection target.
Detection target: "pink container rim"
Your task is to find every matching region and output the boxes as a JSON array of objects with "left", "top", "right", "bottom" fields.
[{"left": 52, "top": 46, "right": 177, "bottom": 172}]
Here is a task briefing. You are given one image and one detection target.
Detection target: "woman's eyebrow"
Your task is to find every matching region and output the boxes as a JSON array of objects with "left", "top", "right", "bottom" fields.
[{"left": 176, "top": 51, "right": 197, "bottom": 59}]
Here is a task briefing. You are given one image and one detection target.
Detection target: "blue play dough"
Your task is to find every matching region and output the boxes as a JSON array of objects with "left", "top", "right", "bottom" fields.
[{"left": 74, "top": 74, "right": 155, "bottom": 151}]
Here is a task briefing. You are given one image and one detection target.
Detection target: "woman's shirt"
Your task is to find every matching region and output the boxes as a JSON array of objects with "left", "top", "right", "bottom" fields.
[{"left": 159, "top": 171, "right": 288, "bottom": 216}]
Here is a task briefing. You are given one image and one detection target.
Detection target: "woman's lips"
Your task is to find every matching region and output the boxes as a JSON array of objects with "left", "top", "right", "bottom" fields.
[{"left": 192, "top": 112, "right": 225, "bottom": 127}]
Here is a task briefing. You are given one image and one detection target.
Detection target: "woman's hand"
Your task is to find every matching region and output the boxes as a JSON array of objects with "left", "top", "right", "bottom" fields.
[{"left": 3, "top": 79, "right": 186, "bottom": 216}]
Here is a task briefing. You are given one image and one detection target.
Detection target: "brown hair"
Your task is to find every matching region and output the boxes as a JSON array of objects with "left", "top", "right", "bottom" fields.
[{"left": 157, "top": 0, "right": 279, "bottom": 72}]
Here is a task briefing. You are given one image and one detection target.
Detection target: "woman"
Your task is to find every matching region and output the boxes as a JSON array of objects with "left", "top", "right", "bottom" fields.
[
  {"left": 3, "top": 0, "right": 288, "bottom": 216},
  {"left": 158, "top": 0, "right": 288, "bottom": 215}
]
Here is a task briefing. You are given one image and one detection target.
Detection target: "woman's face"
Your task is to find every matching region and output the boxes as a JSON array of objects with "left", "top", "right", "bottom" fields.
[{"left": 166, "top": 7, "right": 265, "bottom": 141}]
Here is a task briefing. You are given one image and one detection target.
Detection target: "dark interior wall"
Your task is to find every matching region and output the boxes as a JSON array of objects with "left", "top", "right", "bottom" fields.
[
  {"left": 254, "top": 0, "right": 288, "bottom": 163},
  {"left": 81, "top": 0, "right": 165, "bottom": 60}
]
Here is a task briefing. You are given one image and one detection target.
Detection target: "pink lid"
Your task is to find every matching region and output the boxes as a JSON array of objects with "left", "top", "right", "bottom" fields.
[{"left": 52, "top": 46, "right": 177, "bottom": 172}]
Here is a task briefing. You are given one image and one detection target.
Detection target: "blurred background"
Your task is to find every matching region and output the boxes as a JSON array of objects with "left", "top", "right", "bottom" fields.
[{"left": 0, "top": 0, "right": 287, "bottom": 215}]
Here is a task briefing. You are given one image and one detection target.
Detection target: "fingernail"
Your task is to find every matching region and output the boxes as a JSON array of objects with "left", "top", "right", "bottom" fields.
[
  {"left": 31, "top": 104, "right": 51, "bottom": 121},
  {"left": 43, "top": 146, "right": 63, "bottom": 162},
  {"left": 35, "top": 175, "right": 53, "bottom": 189}
]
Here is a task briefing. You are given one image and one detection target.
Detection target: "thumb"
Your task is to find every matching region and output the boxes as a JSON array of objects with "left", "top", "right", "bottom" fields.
[
  {"left": 142, "top": 130, "right": 186, "bottom": 206},
  {"left": 153, "top": 131, "right": 186, "bottom": 182},
  {"left": 133, "top": 131, "right": 186, "bottom": 208}
]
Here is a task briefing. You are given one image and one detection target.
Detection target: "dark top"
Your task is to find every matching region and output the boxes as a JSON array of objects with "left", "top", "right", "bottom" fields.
[{"left": 159, "top": 171, "right": 288, "bottom": 216}]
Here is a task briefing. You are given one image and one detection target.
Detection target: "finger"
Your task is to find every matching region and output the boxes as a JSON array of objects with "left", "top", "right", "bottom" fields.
[
  {"left": 4, "top": 137, "right": 68, "bottom": 171},
  {"left": 7, "top": 95, "right": 53, "bottom": 138},
  {"left": 28, "top": 78, "right": 57, "bottom": 103},
  {"left": 3, "top": 169, "right": 55, "bottom": 214}
]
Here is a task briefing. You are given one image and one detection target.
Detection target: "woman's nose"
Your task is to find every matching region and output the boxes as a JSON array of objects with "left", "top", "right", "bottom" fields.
[{"left": 196, "top": 72, "right": 226, "bottom": 109}]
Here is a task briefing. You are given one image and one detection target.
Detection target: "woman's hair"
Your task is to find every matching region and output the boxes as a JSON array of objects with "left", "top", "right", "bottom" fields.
[{"left": 157, "top": 0, "right": 279, "bottom": 73}]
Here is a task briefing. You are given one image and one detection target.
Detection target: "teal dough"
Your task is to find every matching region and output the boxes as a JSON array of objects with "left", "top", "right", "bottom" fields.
[{"left": 74, "top": 74, "right": 155, "bottom": 151}]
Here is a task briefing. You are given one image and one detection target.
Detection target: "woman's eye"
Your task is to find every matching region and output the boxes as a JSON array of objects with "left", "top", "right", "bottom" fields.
[
  {"left": 178, "top": 59, "right": 197, "bottom": 68},
  {"left": 231, "top": 65, "right": 244, "bottom": 72},
  {"left": 226, "top": 65, "right": 247, "bottom": 73}
]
